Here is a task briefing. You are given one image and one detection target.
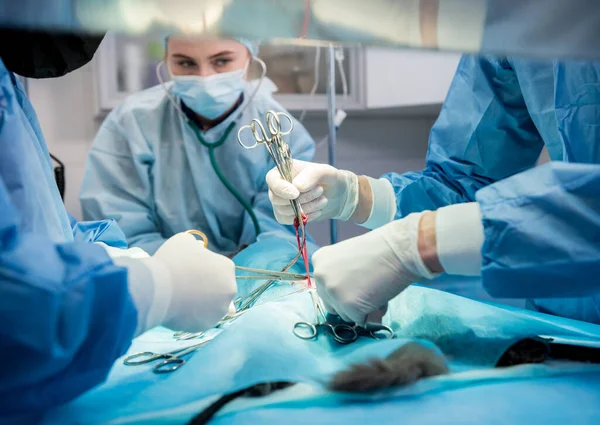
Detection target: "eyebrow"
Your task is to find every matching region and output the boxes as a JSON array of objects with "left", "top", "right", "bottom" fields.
[
  {"left": 208, "top": 51, "right": 236, "bottom": 60},
  {"left": 170, "top": 51, "right": 236, "bottom": 61},
  {"left": 171, "top": 53, "right": 195, "bottom": 61}
]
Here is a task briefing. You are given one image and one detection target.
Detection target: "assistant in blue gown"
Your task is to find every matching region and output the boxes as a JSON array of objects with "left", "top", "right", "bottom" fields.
[
  {"left": 0, "top": 37, "right": 138, "bottom": 422},
  {"left": 80, "top": 58, "right": 316, "bottom": 257},
  {"left": 383, "top": 55, "right": 600, "bottom": 323}
]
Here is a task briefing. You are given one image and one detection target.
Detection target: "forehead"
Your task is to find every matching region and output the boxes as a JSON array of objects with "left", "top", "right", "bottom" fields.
[{"left": 167, "top": 37, "right": 247, "bottom": 57}]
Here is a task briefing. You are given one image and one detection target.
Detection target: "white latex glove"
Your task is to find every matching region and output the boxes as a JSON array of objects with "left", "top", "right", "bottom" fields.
[
  {"left": 312, "top": 213, "right": 436, "bottom": 325},
  {"left": 95, "top": 242, "right": 149, "bottom": 259},
  {"left": 114, "top": 232, "right": 237, "bottom": 334},
  {"left": 266, "top": 159, "right": 359, "bottom": 224}
]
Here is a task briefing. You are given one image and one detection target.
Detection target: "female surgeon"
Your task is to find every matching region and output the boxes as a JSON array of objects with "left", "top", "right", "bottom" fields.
[
  {"left": 266, "top": 54, "right": 600, "bottom": 325},
  {"left": 0, "top": 30, "right": 238, "bottom": 422},
  {"left": 80, "top": 36, "right": 316, "bottom": 256}
]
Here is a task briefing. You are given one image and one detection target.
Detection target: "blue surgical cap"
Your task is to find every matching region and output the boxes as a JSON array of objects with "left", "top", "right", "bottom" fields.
[
  {"left": 162, "top": 35, "right": 259, "bottom": 57},
  {"left": 236, "top": 38, "right": 260, "bottom": 57}
]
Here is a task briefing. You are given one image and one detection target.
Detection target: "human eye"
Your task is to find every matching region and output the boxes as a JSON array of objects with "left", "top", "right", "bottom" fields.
[
  {"left": 178, "top": 59, "right": 197, "bottom": 69},
  {"left": 213, "top": 57, "right": 233, "bottom": 68}
]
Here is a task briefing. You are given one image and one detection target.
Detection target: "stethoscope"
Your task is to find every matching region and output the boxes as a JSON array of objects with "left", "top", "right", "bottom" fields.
[
  {"left": 188, "top": 119, "right": 261, "bottom": 237},
  {"left": 156, "top": 57, "right": 268, "bottom": 238}
]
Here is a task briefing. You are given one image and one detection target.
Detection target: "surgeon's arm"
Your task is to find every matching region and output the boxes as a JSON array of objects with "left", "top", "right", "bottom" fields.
[
  {"left": 0, "top": 180, "right": 137, "bottom": 417},
  {"left": 313, "top": 162, "right": 600, "bottom": 325},
  {"left": 477, "top": 161, "right": 600, "bottom": 298},
  {"left": 80, "top": 115, "right": 166, "bottom": 255},
  {"left": 358, "top": 55, "right": 545, "bottom": 229},
  {"left": 416, "top": 161, "right": 600, "bottom": 299}
]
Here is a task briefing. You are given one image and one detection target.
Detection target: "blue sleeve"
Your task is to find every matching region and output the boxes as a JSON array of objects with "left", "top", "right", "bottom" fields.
[
  {"left": 68, "top": 213, "right": 128, "bottom": 248},
  {"left": 0, "top": 179, "right": 137, "bottom": 418},
  {"left": 476, "top": 161, "right": 600, "bottom": 299},
  {"left": 383, "top": 55, "right": 545, "bottom": 218},
  {"left": 80, "top": 112, "right": 166, "bottom": 255}
]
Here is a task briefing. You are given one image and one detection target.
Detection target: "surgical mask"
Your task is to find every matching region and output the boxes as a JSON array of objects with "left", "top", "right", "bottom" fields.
[{"left": 168, "top": 63, "right": 248, "bottom": 120}]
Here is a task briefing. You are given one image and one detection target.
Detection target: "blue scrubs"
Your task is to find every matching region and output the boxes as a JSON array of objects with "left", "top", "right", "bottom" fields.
[
  {"left": 0, "top": 59, "right": 137, "bottom": 421},
  {"left": 80, "top": 83, "right": 316, "bottom": 256},
  {"left": 383, "top": 55, "right": 600, "bottom": 322}
]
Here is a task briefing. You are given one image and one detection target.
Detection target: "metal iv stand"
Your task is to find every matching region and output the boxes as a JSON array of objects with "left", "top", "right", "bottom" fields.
[{"left": 326, "top": 44, "right": 337, "bottom": 245}]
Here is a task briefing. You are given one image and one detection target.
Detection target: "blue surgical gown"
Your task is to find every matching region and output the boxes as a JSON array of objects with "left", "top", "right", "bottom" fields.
[
  {"left": 383, "top": 55, "right": 600, "bottom": 323},
  {"left": 0, "top": 59, "right": 137, "bottom": 422},
  {"left": 80, "top": 83, "right": 316, "bottom": 256}
]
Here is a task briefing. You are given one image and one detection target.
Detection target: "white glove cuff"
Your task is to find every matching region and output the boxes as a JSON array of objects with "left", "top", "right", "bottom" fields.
[
  {"left": 359, "top": 177, "right": 397, "bottom": 230},
  {"left": 94, "top": 242, "right": 150, "bottom": 259},
  {"left": 335, "top": 170, "right": 360, "bottom": 221},
  {"left": 436, "top": 202, "right": 484, "bottom": 276},
  {"left": 383, "top": 213, "right": 438, "bottom": 282},
  {"left": 437, "top": 0, "right": 485, "bottom": 51},
  {"left": 114, "top": 256, "right": 173, "bottom": 336}
]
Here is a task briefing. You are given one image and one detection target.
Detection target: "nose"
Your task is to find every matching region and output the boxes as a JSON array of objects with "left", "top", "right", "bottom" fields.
[{"left": 197, "top": 66, "right": 216, "bottom": 78}]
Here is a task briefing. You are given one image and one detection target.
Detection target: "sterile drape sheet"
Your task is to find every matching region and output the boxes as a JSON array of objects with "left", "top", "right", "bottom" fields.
[{"left": 42, "top": 238, "right": 600, "bottom": 425}]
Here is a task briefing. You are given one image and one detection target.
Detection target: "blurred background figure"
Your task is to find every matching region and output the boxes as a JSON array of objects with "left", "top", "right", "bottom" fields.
[{"left": 80, "top": 36, "right": 316, "bottom": 256}]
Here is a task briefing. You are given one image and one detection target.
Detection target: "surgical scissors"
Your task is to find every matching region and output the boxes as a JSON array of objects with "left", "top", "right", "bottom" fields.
[
  {"left": 237, "top": 111, "right": 308, "bottom": 257},
  {"left": 293, "top": 290, "right": 394, "bottom": 344},
  {"left": 123, "top": 338, "right": 214, "bottom": 373}
]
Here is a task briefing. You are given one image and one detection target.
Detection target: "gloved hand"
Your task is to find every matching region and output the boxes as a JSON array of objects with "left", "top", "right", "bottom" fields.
[
  {"left": 266, "top": 159, "right": 359, "bottom": 224},
  {"left": 115, "top": 232, "right": 237, "bottom": 334},
  {"left": 312, "top": 213, "right": 436, "bottom": 325}
]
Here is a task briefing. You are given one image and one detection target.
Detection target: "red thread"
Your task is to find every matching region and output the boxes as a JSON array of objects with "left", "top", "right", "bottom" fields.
[{"left": 294, "top": 213, "right": 312, "bottom": 288}]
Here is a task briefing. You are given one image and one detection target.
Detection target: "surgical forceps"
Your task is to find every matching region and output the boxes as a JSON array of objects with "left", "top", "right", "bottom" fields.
[
  {"left": 186, "top": 230, "right": 306, "bottom": 281},
  {"left": 123, "top": 337, "right": 214, "bottom": 374},
  {"left": 237, "top": 111, "right": 308, "bottom": 255},
  {"left": 236, "top": 111, "right": 311, "bottom": 309},
  {"left": 184, "top": 230, "right": 308, "bottom": 311},
  {"left": 293, "top": 290, "right": 394, "bottom": 344},
  {"left": 237, "top": 110, "right": 297, "bottom": 190},
  {"left": 234, "top": 255, "right": 307, "bottom": 312},
  {"left": 235, "top": 266, "right": 310, "bottom": 281}
]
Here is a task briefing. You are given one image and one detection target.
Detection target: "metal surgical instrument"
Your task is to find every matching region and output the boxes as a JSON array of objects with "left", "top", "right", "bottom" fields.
[
  {"left": 293, "top": 290, "right": 394, "bottom": 344},
  {"left": 235, "top": 266, "right": 311, "bottom": 281},
  {"left": 123, "top": 337, "right": 214, "bottom": 374},
  {"left": 184, "top": 229, "right": 308, "bottom": 309},
  {"left": 237, "top": 111, "right": 305, "bottom": 232},
  {"left": 237, "top": 111, "right": 309, "bottom": 272},
  {"left": 174, "top": 287, "right": 309, "bottom": 341}
]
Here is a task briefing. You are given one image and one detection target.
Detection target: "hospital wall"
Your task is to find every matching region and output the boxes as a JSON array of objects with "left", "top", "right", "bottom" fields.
[{"left": 26, "top": 59, "right": 550, "bottom": 248}]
